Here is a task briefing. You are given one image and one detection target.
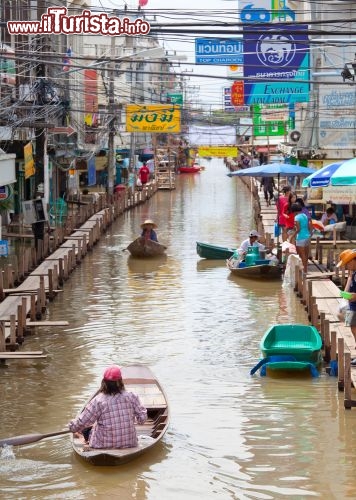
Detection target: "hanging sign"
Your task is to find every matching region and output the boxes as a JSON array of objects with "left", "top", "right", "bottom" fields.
[
  {"left": 126, "top": 104, "right": 181, "bottom": 133},
  {"left": 24, "top": 142, "right": 35, "bottom": 179}
]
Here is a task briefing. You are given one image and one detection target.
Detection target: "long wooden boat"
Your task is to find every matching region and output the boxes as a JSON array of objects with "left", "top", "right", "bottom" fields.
[
  {"left": 178, "top": 165, "right": 201, "bottom": 173},
  {"left": 226, "top": 259, "right": 282, "bottom": 279},
  {"left": 127, "top": 237, "right": 167, "bottom": 258},
  {"left": 71, "top": 365, "right": 169, "bottom": 466},
  {"left": 196, "top": 241, "right": 235, "bottom": 260},
  {"left": 250, "top": 324, "right": 323, "bottom": 377}
]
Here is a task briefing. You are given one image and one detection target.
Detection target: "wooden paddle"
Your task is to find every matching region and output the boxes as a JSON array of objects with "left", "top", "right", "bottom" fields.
[{"left": 0, "top": 429, "right": 71, "bottom": 447}]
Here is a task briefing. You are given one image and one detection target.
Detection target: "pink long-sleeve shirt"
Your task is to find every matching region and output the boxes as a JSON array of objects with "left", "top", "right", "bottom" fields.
[{"left": 69, "top": 391, "right": 147, "bottom": 449}]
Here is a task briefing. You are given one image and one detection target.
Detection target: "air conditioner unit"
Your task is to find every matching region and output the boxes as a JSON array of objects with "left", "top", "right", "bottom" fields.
[{"left": 289, "top": 130, "right": 301, "bottom": 143}]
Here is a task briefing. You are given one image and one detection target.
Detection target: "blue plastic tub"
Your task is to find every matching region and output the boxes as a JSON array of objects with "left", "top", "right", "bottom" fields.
[{"left": 238, "top": 262, "right": 247, "bottom": 268}]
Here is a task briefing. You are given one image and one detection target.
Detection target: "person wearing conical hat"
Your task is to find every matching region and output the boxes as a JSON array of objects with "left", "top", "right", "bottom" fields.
[
  {"left": 140, "top": 219, "right": 158, "bottom": 242},
  {"left": 337, "top": 249, "right": 356, "bottom": 362}
]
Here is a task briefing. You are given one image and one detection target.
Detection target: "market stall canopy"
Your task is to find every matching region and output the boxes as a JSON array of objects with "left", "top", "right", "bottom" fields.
[
  {"left": 228, "top": 163, "right": 316, "bottom": 178},
  {"left": 302, "top": 159, "right": 356, "bottom": 188}
]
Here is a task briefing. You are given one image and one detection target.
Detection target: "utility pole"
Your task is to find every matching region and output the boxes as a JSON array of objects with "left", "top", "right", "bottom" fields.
[{"left": 107, "top": 34, "right": 116, "bottom": 196}]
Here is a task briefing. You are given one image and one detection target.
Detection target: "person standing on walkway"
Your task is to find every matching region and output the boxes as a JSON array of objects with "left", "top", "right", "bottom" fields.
[
  {"left": 276, "top": 185, "right": 292, "bottom": 241},
  {"left": 336, "top": 249, "right": 356, "bottom": 362},
  {"left": 138, "top": 162, "right": 150, "bottom": 186},
  {"left": 289, "top": 203, "right": 313, "bottom": 273},
  {"left": 68, "top": 365, "right": 147, "bottom": 449}
]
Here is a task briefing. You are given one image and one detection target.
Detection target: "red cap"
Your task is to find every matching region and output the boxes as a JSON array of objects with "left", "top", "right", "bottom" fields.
[{"left": 103, "top": 365, "right": 122, "bottom": 381}]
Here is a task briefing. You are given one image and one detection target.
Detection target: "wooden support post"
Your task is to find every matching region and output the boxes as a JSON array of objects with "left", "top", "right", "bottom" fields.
[
  {"left": 10, "top": 314, "right": 17, "bottom": 347},
  {"left": 36, "top": 288, "right": 42, "bottom": 319},
  {"left": 48, "top": 269, "right": 54, "bottom": 300},
  {"left": 63, "top": 255, "right": 68, "bottom": 280},
  {"left": 53, "top": 265, "right": 59, "bottom": 290},
  {"left": 17, "top": 303, "right": 24, "bottom": 343},
  {"left": 0, "top": 321, "right": 5, "bottom": 351},
  {"left": 338, "top": 337, "right": 345, "bottom": 391},
  {"left": 21, "top": 296, "right": 29, "bottom": 334},
  {"left": 40, "top": 276, "right": 46, "bottom": 311},
  {"left": 30, "top": 294, "right": 36, "bottom": 321},
  {"left": 307, "top": 280, "right": 313, "bottom": 316},
  {"left": 0, "top": 270, "right": 5, "bottom": 301},
  {"left": 58, "top": 258, "right": 64, "bottom": 285},
  {"left": 319, "top": 312, "right": 326, "bottom": 344},
  {"left": 344, "top": 351, "right": 352, "bottom": 409},
  {"left": 323, "top": 319, "right": 331, "bottom": 362},
  {"left": 330, "top": 330, "right": 337, "bottom": 361},
  {"left": 77, "top": 239, "right": 82, "bottom": 263}
]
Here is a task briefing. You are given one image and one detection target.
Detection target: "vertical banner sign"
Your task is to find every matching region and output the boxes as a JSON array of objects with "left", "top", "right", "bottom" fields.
[
  {"left": 239, "top": 1, "right": 309, "bottom": 105},
  {"left": 242, "top": 23, "right": 309, "bottom": 104},
  {"left": 24, "top": 142, "right": 35, "bottom": 179},
  {"left": 230, "top": 81, "right": 244, "bottom": 106},
  {"left": 87, "top": 157, "right": 96, "bottom": 186}
]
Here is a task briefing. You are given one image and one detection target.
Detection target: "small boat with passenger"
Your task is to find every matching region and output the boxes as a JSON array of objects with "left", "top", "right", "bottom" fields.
[
  {"left": 71, "top": 365, "right": 169, "bottom": 466},
  {"left": 127, "top": 237, "right": 167, "bottom": 258}
]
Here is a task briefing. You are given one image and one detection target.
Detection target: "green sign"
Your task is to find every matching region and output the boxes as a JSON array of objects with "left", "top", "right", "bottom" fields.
[
  {"left": 167, "top": 93, "right": 183, "bottom": 105},
  {"left": 252, "top": 104, "right": 293, "bottom": 137}
]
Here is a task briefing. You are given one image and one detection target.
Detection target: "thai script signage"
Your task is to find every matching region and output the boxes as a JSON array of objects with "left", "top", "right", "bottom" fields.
[
  {"left": 239, "top": 1, "right": 309, "bottom": 104},
  {"left": 319, "top": 88, "right": 356, "bottom": 148},
  {"left": 198, "top": 146, "right": 238, "bottom": 157},
  {"left": 24, "top": 142, "right": 35, "bottom": 179},
  {"left": 242, "top": 23, "right": 310, "bottom": 104},
  {"left": 195, "top": 38, "right": 243, "bottom": 65},
  {"left": 126, "top": 104, "right": 181, "bottom": 133}
]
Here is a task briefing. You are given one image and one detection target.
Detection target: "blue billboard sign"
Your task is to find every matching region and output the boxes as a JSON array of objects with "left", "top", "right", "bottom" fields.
[
  {"left": 195, "top": 38, "right": 243, "bottom": 65},
  {"left": 242, "top": 24, "right": 309, "bottom": 104}
]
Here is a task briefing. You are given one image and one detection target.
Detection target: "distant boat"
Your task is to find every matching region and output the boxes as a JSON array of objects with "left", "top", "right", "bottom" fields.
[
  {"left": 71, "top": 365, "right": 169, "bottom": 466},
  {"left": 196, "top": 241, "right": 235, "bottom": 260},
  {"left": 178, "top": 165, "right": 201, "bottom": 173},
  {"left": 127, "top": 237, "right": 167, "bottom": 258},
  {"left": 250, "top": 324, "right": 323, "bottom": 377}
]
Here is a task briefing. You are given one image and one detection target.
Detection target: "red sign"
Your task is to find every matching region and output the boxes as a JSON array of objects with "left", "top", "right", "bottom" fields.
[{"left": 230, "top": 81, "right": 244, "bottom": 106}]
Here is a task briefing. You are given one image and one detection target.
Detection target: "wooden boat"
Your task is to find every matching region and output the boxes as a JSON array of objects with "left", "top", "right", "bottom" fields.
[
  {"left": 178, "top": 165, "right": 201, "bottom": 173},
  {"left": 250, "top": 324, "right": 323, "bottom": 377},
  {"left": 196, "top": 241, "right": 235, "bottom": 260},
  {"left": 127, "top": 237, "right": 167, "bottom": 258},
  {"left": 71, "top": 365, "right": 169, "bottom": 466},
  {"left": 226, "top": 259, "right": 282, "bottom": 279}
]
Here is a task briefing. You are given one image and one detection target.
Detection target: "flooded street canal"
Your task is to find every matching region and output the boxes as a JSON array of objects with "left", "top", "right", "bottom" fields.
[{"left": 1, "top": 159, "right": 356, "bottom": 499}]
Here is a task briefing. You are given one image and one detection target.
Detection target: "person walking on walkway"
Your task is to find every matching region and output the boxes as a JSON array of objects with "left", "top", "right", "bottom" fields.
[
  {"left": 260, "top": 176, "right": 276, "bottom": 206},
  {"left": 68, "top": 365, "right": 147, "bottom": 449}
]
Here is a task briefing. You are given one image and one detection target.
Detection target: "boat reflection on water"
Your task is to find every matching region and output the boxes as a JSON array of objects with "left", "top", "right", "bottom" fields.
[
  {"left": 196, "top": 259, "right": 228, "bottom": 272},
  {"left": 127, "top": 254, "right": 167, "bottom": 274}
]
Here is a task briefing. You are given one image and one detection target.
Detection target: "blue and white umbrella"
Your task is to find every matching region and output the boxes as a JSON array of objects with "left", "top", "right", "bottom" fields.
[{"left": 302, "top": 159, "right": 356, "bottom": 188}]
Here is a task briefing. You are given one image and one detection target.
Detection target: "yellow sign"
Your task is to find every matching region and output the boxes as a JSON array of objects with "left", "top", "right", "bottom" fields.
[
  {"left": 126, "top": 104, "right": 181, "bottom": 133},
  {"left": 198, "top": 146, "right": 238, "bottom": 158},
  {"left": 24, "top": 142, "right": 35, "bottom": 179}
]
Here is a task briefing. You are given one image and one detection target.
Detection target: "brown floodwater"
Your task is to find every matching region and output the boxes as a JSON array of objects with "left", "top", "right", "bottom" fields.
[{"left": 0, "top": 159, "right": 356, "bottom": 500}]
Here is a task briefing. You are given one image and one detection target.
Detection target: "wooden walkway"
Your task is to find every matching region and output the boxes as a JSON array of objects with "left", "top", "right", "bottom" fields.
[
  {"left": 254, "top": 184, "right": 356, "bottom": 410},
  {"left": 0, "top": 184, "right": 157, "bottom": 362}
]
